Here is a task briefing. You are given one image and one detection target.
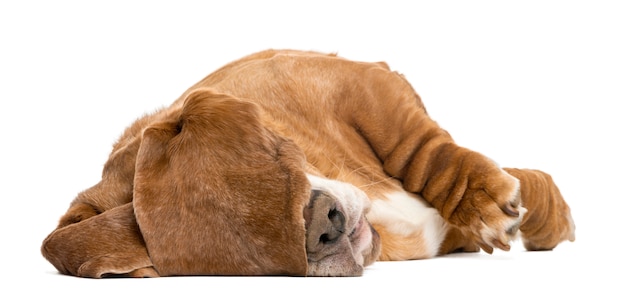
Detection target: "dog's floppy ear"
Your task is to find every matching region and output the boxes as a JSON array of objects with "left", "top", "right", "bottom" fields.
[
  {"left": 133, "top": 88, "right": 310, "bottom": 276},
  {"left": 40, "top": 203, "right": 158, "bottom": 278}
]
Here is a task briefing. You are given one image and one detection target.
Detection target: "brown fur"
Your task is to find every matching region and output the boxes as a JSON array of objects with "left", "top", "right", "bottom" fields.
[
  {"left": 41, "top": 203, "right": 156, "bottom": 278},
  {"left": 42, "top": 49, "right": 575, "bottom": 277},
  {"left": 504, "top": 168, "right": 576, "bottom": 250},
  {"left": 133, "top": 92, "right": 311, "bottom": 276}
]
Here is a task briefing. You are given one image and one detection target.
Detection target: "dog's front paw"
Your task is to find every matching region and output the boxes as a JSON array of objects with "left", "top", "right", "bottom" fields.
[
  {"left": 411, "top": 146, "right": 527, "bottom": 254},
  {"left": 57, "top": 202, "right": 99, "bottom": 228},
  {"left": 434, "top": 153, "right": 527, "bottom": 254},
  {"left": 448, "top": 169, "right": 526, "bottom": 253}
]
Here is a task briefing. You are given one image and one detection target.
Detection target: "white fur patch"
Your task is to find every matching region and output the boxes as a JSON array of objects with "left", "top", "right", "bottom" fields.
[
  {"left": 367, "top": 190, "right": 448, "bottom": 259},
  {"left": 307, "top": 174, "right": 448, "bottom": 259}
]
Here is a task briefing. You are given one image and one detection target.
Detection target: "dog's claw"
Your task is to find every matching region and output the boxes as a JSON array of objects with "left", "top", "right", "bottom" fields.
[
  {"left": 478, "top": 242, "right": 494, "bottom": 254},
  {"left": 492, "top": 238, "right": 510, "bottom": 251},
  {"left": 503, "top": 203, "right": 519, "bottom": 217}
]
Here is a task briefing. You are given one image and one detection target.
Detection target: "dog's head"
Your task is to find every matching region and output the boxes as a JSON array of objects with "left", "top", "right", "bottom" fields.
[
  {"left": 133, "top": 88, "right": 310, "bottom": 276},
  {"left": 41, "top": 88, "right": 380, "bottom": 277},
  {"left": 135, "top": 88, "right": 381, "bottom": 276}
]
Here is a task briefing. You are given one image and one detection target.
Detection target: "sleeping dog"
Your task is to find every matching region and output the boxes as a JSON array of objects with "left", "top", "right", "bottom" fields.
[{"left": 41, "top": 49, "right": 575, "bottom": 277}]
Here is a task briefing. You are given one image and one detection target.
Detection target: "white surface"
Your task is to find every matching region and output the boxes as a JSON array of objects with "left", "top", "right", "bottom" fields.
[{"left": 1, "top": 1, "right": 624, "bottom": 294}]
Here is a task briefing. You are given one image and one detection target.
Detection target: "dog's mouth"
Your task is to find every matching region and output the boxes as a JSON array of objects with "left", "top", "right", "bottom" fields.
[
  {"left": 302, "top": 184, "right": 381, "bottom": 276},
  {"left": 350, "top": 215, "right": 381, "bottom": 267}
]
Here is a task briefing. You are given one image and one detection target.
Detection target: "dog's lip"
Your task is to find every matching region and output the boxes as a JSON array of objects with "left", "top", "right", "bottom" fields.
[
  {"left": 350, "top": 216, "right": 374, "bottom": 247},
  {"left": 349, "top": 217, "right": 364, "bottom": 238}
]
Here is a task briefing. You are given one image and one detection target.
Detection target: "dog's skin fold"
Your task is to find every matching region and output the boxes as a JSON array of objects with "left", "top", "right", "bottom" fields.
[{"left": 41, "top": 49, "right": 575, "bottom": 277}]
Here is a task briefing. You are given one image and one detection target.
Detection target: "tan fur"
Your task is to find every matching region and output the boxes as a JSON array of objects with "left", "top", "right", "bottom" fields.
[
  {"left": 42, "top": 49, "right": 575, "bottom": 277},
  {"left": 41, "top": 203, "right": 155, "bottom": 278},
  {"left": 504, "top": 168, "right": 576, "bottom": 250},
  {"left": 133, "top": 92, "right": 311, "bottom": 276},
  {"left": 44, "top": 91, "right": 312, "bottom": 277}
]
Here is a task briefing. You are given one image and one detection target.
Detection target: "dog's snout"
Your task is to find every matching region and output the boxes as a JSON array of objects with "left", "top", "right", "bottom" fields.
[
  {"left": 305, "top": 190, "right": 347, "bottom": 252},
  {"left": 304, "top": 180, "right": 376, "bottom": 276}
]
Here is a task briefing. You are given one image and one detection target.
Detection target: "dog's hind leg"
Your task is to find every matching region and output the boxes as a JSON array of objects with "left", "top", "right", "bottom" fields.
[{"left": 503, "top": 168, "right": 575, "bottom": 251}]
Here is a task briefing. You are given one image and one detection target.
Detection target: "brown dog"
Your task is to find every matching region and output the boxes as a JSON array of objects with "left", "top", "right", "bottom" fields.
[{"left": 41, "top": 49, "right": 575, "bottom": 277}]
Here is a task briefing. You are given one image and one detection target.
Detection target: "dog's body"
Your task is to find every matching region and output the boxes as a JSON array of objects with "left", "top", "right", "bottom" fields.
[{"left": 42, "top": 49, "right": 575, "bottom": 277}]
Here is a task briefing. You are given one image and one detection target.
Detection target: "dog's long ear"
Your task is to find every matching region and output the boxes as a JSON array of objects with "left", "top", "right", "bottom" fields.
[
  {"left": 134, "top": 88, "right": 310, "bottom": 276},
  {"left": 41, "top": 203, "right": 157, "bottom": 278}
]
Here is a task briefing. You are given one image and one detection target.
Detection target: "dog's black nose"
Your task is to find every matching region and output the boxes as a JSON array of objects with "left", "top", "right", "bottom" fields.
[
  {"left": 319, "top": 206, "right": 346, "bottom": 244},
  {"left": 305, "top": 190, "right": 347, "bottom": 251}
]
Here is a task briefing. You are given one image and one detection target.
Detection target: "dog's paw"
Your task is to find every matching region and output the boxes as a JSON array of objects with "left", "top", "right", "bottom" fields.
[
  {"left": 124, "top": 267, "right": 160, "bottom": 278},
  {"left": 57, "top": 203, "right": 99, "bottom": 228},
  {"left": 504, "top": 168, "right": 575, "bottom": 251},
  {"left": 447, "top": 166, "right": 526, "bottom": 254}
]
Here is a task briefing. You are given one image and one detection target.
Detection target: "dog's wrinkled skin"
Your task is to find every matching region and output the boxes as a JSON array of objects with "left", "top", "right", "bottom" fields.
[{"left": 42, "top": 49, "right": 575, "bottom": 277}]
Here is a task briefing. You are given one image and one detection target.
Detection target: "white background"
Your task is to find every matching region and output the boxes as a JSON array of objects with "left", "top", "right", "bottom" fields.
[{"left": 1, "top": 1, "right": 624, "bottom": 294}]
